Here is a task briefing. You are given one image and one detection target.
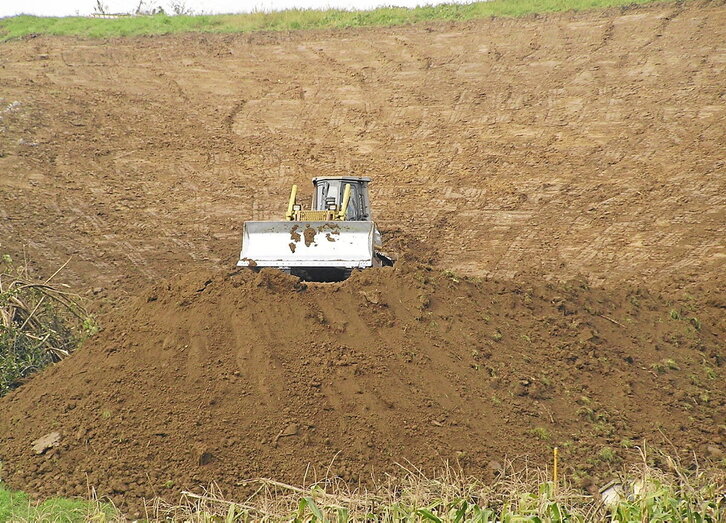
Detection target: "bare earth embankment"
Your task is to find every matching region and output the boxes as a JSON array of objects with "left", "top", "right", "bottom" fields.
[
  {"left": 0, "top": 1, "right": 724, "bottom": 517},
  {"left": 0, "top": 1, "right": 723, "bottom": 295}
]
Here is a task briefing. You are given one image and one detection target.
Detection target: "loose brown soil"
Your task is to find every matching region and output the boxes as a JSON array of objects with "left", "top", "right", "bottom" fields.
[
  {"left": 0, "top": 0, "right": 724, "bottom": 516},
  {"left": 0, "top": 265, "right": 723, "bottom": 514}
]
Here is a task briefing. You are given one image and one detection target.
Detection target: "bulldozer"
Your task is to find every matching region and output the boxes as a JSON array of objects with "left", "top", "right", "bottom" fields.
[{"left": 238, "top": 176, "right": 392, "bottom": 281}]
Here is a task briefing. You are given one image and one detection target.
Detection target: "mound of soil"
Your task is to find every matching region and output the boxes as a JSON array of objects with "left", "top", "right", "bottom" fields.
[{"left": 0, "top": 264, "right": 722, "bottom": 514}]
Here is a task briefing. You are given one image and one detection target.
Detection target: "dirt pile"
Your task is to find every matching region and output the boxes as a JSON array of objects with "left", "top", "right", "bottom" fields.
[{"left": 0, "top": 264, "right": 722, "bottom": 513}]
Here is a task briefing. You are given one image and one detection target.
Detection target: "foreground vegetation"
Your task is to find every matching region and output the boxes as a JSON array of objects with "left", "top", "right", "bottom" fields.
[
  {"left": 1, "top": 452, "right": 723, "bottom": 521},
  {"left": 0, "top": 485, "right": 116, "bottom": 522},
  {"left": 0, "top": 255, "right": 95, "bottom": 396},
  {"left": 0, "top": 0, "right": 678, "bottom": 41}
]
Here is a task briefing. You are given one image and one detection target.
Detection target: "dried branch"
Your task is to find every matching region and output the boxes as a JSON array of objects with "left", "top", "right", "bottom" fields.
[{"left": 0, "top": 258, "right": 96, "bottom": 395}]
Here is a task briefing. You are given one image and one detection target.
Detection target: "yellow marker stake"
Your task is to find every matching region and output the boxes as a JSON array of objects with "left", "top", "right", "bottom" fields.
[
  {"left": 285, "top": 185, "right": 298, "bottom": 221},
  {"left": 553, "top": 447, "right": 559, "bottom": 496}
]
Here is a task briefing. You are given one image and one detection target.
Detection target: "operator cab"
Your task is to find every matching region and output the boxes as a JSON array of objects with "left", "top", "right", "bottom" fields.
[{"left": 312, "top": 176, "right": 372, "bottom": 221}]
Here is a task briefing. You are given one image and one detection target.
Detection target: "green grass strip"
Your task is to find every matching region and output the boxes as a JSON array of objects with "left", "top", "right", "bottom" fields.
[
  {"left": 0, "top": 484, "right": 118, "bottom": 522},
  {"left": 0, "top": 0, "right": 677, "bottom": 41}
]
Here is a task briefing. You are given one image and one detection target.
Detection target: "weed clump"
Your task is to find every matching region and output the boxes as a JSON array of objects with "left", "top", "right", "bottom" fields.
[{"left": 0, "top": 255, "right": 96, "bottom": 396}]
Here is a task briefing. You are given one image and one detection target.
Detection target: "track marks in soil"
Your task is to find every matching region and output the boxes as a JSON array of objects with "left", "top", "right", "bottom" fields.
[{"left": 0, "top": 3, "right": 724, "bottom": 294}]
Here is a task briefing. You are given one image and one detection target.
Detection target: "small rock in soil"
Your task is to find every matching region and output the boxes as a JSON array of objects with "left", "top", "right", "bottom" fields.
[{"left": 31, "top": 432, "right": 61, "bottom": 455}]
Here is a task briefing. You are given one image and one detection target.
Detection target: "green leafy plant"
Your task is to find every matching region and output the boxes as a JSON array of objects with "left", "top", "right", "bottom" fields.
[
  {"left": 598, "top": 446, "right": 617, "bottom": 463},
  {"left": 528, "top": 427, "right": 551, "bottom": 441},
  {"left": 651, "top": 358, "right": 680, "bottom": 374}
]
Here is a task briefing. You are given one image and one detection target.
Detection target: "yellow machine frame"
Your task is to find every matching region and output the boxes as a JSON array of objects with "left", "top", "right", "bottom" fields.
[{"left": 285, "top": 183, "right": 352, "bottom": 222}]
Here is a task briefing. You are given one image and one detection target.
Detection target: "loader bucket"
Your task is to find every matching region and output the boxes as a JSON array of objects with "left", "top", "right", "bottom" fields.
[{"left": 238, "top": 221, "right": 382, "bottom": 281}]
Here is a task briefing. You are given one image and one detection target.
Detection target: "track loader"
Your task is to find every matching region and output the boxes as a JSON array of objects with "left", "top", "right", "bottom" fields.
[{"left": 238, "top": 176, "right": 391, "bottom": 281}]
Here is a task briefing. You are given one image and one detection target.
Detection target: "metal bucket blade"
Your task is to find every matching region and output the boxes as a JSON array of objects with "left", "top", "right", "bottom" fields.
[{"left": 238, "top": 221, "right": 379, "bottom": 269}]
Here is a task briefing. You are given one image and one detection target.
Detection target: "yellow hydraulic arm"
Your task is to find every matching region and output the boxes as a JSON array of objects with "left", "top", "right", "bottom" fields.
[
  {"left": 285, "top": 185, "right": 299, "bottom": 221},
  {"left": 285, "top": 183, "right": 352, "bottom": 221}
]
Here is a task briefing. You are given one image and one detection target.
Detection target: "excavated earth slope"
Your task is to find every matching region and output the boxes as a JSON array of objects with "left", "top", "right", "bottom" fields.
[
  {"left": 0, "top": 2, "right": 724, "bottom": 296},
  {"left": 0, "top": 265, "right": 723, "bottom": 514},
  {"left": 0, "top": 1, "right": 724, "bottom": 517}
]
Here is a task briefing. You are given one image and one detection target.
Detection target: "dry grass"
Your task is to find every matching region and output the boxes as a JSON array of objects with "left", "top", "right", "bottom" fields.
[
  {"left": 1, "top": 445, "right": 722, "bottom": 520},
  {"left": 0, "top": 255, "right": 95, "bottom": 395},
  {"left": 152, "top": 448, "right": 725, "bottom": 521}
]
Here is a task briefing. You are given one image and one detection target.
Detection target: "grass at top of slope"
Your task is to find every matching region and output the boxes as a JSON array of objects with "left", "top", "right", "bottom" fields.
[{"left": 0, "top": 0, "right": 678, "bottom": 41}]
